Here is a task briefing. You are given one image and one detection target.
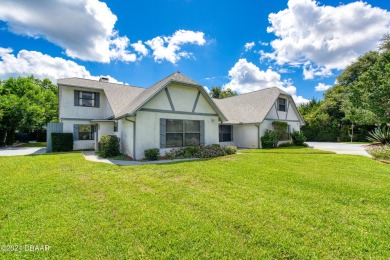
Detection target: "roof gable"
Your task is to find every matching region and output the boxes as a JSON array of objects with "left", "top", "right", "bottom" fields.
[
  {"left": 214, "top": 87, "right": 304, "bottom": 124},
  {"left": 117, "top": 72, "right": 227, "bottom": 121}
]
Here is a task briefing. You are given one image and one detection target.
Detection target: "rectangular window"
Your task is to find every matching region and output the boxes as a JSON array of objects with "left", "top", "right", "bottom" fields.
[
  {"left": 278, "top": 98, "right": 286, "bottom": 111},
  {"left": 114, "top": 121, "right": 118, "bottom": 132},
  {"left": 219, "top": 125, "right": 233, "bottom": 142},
  {"left": 75, "top": 90, "right": 99, "bottom": 107},
  {"left": 78, "top": 125, "right": 94, "bottom": 140},
  {"left": 165, "top": 119, "right": 200, "bottom": 147}
]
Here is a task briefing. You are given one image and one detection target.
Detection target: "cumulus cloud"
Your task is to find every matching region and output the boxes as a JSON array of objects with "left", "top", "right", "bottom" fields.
[
  {"left": 0, "top": 47, "right": 120, "bottom": 83},
  {"left": 0, "top": 0, "right": 136, "bottom": 63},
  {"left": 244, "top": 42, "right": 255, "bottom": 51},
  {"left": 131, "top": 40, "right": 149, "bottom": 57},
  {"left": 303, "top": 61, "right": 332, "bottom": 79},
  {"left": 224, "top": 59, "right": 309, "bottom": 105},
  {"left": 145, "top": 30, "right": 206, "bottom": 64},
  {"left": 264, "top": 0, "right": 390, "bottom": 78},
  {"left": 315, "top": 83, "right": 332, "bottom": 92}
]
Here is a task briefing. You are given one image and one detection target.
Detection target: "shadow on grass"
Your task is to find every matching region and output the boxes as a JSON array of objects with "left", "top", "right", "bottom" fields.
[{"left": 239, "top": 147, "right": 335, "bottom": 155}]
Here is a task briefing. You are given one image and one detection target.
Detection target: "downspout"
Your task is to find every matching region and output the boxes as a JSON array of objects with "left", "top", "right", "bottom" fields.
[
  {"left": 255, "top": 123, "right": 261, "bottom": 148},
  {"left": 125, "top": 116, "right": 136, "bottom": 160}
]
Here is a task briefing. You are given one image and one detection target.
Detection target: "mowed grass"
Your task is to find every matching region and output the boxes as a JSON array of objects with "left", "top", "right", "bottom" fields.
[{"left": 0, "top": 149, "right": 389, "bottom": 258}]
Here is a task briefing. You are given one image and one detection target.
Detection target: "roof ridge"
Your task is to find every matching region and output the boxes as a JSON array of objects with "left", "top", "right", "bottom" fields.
[
  {"left": 148, "top": 71, "right": 179, "bottom": 88},
  {"left": 218, "top": 86, "right": 280, "bottom": 100},
  {"left": 58, "top": 77, "right": 144, "bottom": 89}
]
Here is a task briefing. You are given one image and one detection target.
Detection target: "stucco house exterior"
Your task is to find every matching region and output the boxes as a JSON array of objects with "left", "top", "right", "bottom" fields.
[{"left": 55, "top": 72, "right": 304, "bottom": 159}]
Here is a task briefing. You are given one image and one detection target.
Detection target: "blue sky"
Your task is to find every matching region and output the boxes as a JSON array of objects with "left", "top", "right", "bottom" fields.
[{"left": 0, "top": 0, "right": 389, "bottom": 104}]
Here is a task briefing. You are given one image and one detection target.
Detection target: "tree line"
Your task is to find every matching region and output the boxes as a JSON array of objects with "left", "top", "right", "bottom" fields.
[
  {"left": 299, "top": 34, "right": 390, "bottom": 141},
  {"left": 0, "top": 76, "right": 58, "bottom": 145}
]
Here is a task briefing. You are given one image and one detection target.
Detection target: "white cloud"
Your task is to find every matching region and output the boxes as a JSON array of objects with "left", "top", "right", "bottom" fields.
[
  {"left": 315, "top": 83, "right": 332, "bottom": 92},
  {"left": 0, "top": 0, "right": 136, "bottom": 63},
  {"left": 131, "top": 40, "right": 149, "bottom": 57},
  {"left": 244, "top": 42, "right": 255, "bottom": 51},
  {"left": 223, "top": 59, "right": 309, "bottom": 105},
  {"left": 259, "top": 41, "right": 269, "bottom": 46},
  {"left": 264, "top": 0, "right": 390, "bottom": 77},
  {"left": 0, "top": 47, "right": 120, "bottom": 83},
  {"left": 303, "top": 61, "right": 332, "bottom": 79},
  {"left": 145, "top": 30, "right": 206, "bottom": 64}
]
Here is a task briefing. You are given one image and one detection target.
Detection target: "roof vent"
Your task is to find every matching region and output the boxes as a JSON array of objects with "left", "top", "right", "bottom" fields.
[{"left": 99, "top": 76, "right": 109, "bottom": 82}]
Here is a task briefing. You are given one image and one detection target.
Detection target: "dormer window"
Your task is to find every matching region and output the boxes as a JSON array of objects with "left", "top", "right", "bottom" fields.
[
  {"left": 278, "top": 98, "right": 286, "bottom": 112},
  {"left": 74, "top": 90, "right": 100, "bottom": 107}
]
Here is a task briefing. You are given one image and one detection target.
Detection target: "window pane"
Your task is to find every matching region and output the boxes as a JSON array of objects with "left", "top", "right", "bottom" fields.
[
  {"left": 78, "top": 125, "right": 94, "bottom": 140},
  {"left": 185, "top": 133, "right": 200, "bottom": 146},
  {"left": 81, "top": 99, "right": 93, "bottom": 107},
  {"left": 220, "top": 125, "right": 231, "bottom": 133},
  {"left": 82, "top": 92, "right": 93, "bottom": 99},
  {"left": 166, "top": 119, "right": 183, "bottom": 132},
  {"left": 278, "top": 98, "right": 286, "bottom": 111},
  {"left": 166, "top": 133, "right": 183, "bottom": 147},
  {"left": 79, "top": 125, "right": 91, "bottom": 132},
  {"left": 223, "top": 133, "right": 232, "bottom": 142},
  {"left": 184, "top": 120, "right": 200, "bottom": 132}
]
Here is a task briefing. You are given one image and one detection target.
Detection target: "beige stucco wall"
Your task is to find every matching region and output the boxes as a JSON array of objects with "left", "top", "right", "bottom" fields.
[
  {"left": 59, "top": 85, "right": 113, "bottom": 120},
  {"left": 118, "top": 118, "right": 134, "bottom": 158},
  {"left": 232, "top": 124, "right": 259, "bottom": 148},
  {"left": 97, "top": 122, "right": 115, "bottom": 140}
]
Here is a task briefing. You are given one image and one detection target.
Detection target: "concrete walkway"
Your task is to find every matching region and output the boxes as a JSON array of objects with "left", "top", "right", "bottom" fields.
[
  {"left": 82, "top": 151, "right": 199, "bottom": 166},
  {"left": 0, "top": 147, "right": 46, "bottom": 156},
  {"left": 306, "top": 142, "right": 371, "bottom": 157}
]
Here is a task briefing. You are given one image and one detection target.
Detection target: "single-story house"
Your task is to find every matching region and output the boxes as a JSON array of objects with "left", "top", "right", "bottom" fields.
[{"left": 54, "top": 72, "right": 304, "bottom": 159}]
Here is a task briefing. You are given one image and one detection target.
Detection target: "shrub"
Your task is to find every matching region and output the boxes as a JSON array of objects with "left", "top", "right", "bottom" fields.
[
  {"left": 165, "top": 144, "right": 228, "bottom": 159},
  {"left": 224, "top": 145, "right": 237, "bottom": 155},
  {"left": 197, "top": 144, "right": 226, "bottom": 158},
  {"left": 99, "top": 135, "right": 120, "bottom": 158},
  {"left": 278, "top": 142, "right": 293, "bottom": 147},
  {"left": 144, "top": 148, "right": 160, "bottom": 161},
  {"left": 261, "top": 130, "right": 278, "bottom": 148},
  {"left": 367, "top": 145, "right": 390, "bottom": 160},
  {"left": 272, "top": 121, "right": 289, "bottom": 140},
  {"left": 183, "top": 146, "right": 201, "bottom": 158},
  {"left": 291, "top": 130, "right": 307, "bottom": 146},
  {"left": 367, "top": 126, "right": 390, "bottom": 145},
  {"left": 51, "top": 133, "right": 73, "bottom": 152}
]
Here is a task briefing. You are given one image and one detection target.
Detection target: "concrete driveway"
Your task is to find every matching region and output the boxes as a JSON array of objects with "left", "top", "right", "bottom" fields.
[
  {"left": 0, "top": 147, "right": 46, "bottom": 156},
  {"left": 307, "top": 142, "right": 371, "bottom": 157}
]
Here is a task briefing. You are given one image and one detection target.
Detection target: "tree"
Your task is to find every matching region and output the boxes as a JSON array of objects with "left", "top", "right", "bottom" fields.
[
  {"left": 0, "top": 76, "right": 58, "bottom": 145},
  {"left": 210, "top": 86, "right": 237, "bottom": 99}
]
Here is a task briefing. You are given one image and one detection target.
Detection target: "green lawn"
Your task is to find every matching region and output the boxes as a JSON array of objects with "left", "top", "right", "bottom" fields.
[
  {"left": 0, "top": 149, "right": 389, "bottom": 258},
  {"left": 18, "top": 142, "right": 47, "bottom": 147}
]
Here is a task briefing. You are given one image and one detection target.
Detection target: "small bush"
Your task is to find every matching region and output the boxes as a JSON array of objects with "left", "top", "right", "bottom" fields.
[
  {"left": 291, "top": 130, "right": 307, "bottom": 146},
  {"left": 99, "top": 135, "right": 120, "bottom": 158},
  {"left": 52, "top": 133, "right": 73, "bottom": 152},
  {"left": 183, "top": 146, "right": 201, "bottom": 158},
  {"left": 367, "top": 145, "right": 390, "bottom": 160},
  {"left": 144, "top": 148, "right": 160, "bottom": 161},
  {"left": 164, "top": 144, "right": 228, "bottom": 159},
  {"left": 278, "top": 142, "right": 293, "bottom": 147},
  {"left": 367, "top": 126, "right": 390, "bottom": 145},
  {"left": 272, "top": 121, "right": 289, "bottom": 141},
  {"left": 224, "top": 145, "right": 237, "bottom": 154},
  {"left": 261, "top": 130, "right": 278, "bottom": 148},
  {"left": 198, "top": 144, "right": 226, "bottom": 158}
]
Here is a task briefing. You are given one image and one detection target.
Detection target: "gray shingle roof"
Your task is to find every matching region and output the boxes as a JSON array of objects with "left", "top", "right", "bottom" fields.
[{"left": 213, "top": 87, "right": 302, "bottom": 124}]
